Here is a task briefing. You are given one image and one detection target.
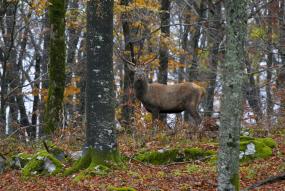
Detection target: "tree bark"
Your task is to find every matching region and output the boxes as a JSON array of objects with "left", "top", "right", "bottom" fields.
[
  {"left": 43, "top": 0, "right": 66, "bottom": 134},
  {"left": 158, "top": 0, "right": 170, "bottom": 122},
  {"left": 85, "top": 0, "right": 117, "bottom": 152},
  {"left": 218, "top": 0, "right": 247, "bottom": 190},
  {"left": 204, "top": 0, "right": 223, "bottom": 117},
  {"left": 121, "top": 0, "right": 135, "bottom": 131}
]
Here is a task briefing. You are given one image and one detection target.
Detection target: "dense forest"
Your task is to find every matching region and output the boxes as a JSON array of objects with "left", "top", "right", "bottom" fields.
[{"left": 0, "top": 0, "right": 285, "bottom": 190}]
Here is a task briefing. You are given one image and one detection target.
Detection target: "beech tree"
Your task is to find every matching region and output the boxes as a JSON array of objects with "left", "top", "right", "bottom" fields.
[
  {"left": 218, "top": 0, "right": 247, "bottom": 190},
  {"left": 65, "top": 0, "right": 121, "bottom": 176}
]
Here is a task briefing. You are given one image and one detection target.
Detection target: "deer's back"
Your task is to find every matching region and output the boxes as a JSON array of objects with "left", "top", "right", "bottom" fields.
[{"left": 141, "top": 82, "right": 204, "bottom": 112}]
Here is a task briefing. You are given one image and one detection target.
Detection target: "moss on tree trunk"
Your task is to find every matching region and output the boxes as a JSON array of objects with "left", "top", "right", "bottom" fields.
[{"left": 44, "top": 0, "right": 66, "bottom": 134}]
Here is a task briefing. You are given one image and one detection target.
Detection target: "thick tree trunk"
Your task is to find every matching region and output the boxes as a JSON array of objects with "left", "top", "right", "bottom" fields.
[
  {"left": 218, "top": 0, "right": 247, "bottom": 190},
  {"left": 85, "top": 0, "right": 118, "bottom": 153},
  {"left": 44, "top": 0, "right": 66, "bottom": 134}
]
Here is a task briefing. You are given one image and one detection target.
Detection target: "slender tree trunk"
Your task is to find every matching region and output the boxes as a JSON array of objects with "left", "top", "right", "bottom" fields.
[
  {"left": 121, "top": 0, "right": 135, "bottom": 131},
  {"left": 15, "top": 26, "right": 30, "bottom": 135},
  {"left": 245, "top": 58, "right": 262, "bottom": 123},
  {"left": 278, "top": 0, "right": 285, "bottom": 114},
  {"left": 158, "top": 0, "right": 170, "bottom": 122},
  {"left": 78, "top": 37, "right": 86, "bottom": 117},
  {"left": 38, "top": 11, "right": 50, "bottom": 137},
  {"left": 66, "top": 0, "right": 80, "bottom": 119},
  {"left": 1, "top": 2, "right": 18, "bottom": 134},
  {"left": 31, "top": 53, "right": 40, "bottom": 138},
  {"left": 218, "top": 0, "right": 247, "bottom": 190},
  {"left": 44, "top": 0, "right": 66, "bottom": 134},
  {"left": 266, "top": 2, "right": 275, "bottom": 128},
  {"left": 188, "top": 0, "right": 206, "bottom": 82},
  {"left": 204, "top": 0, "right": 223, "bottom": 117},
  {"left": 177, "top": 12, "right": 190, "bottom": 122}
]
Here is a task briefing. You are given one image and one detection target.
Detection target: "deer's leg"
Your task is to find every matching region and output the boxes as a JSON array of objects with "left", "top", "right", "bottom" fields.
[
  {"left": 188, "top": 106, "right": 202, "bottom": 127},
  {"left": 187, "top": 104, "right": 202, "bottom": 138},
  {"left": 152, "top": 111, "right": 159, "bottom": 136}
]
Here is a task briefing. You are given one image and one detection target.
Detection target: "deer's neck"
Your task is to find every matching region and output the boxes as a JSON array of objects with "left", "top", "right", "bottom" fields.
[{"left": 134, "top": 79, "right": 148, "bottom": 100}]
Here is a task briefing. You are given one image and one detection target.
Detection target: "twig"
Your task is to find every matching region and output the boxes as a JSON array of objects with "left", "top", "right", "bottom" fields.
[
  {"left": 165, "top": 155, "right": 214, "bottom": 167},
  {"left": 43, "top": 140, "right": 50, "bottom": 153},
  {"left": 242, "top": 172, "right": 285, "bottom": 191}
]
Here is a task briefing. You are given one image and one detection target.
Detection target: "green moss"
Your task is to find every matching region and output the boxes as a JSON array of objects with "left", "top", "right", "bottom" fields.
[
  {"left": 64, "top": 147, "right": 123, "bottom": 180},
  {"left": 107, "top": 186, "right": 137, "bottom": 191},
  {"left": 11, "top": 153, "right": 33, "bottom": 169},
  {"left": 73, "top": 165, "right": 110, "bottom": 182},
  {"left": 134, "top": 149, "right": 181, "bottom": 165},
  {"left": 184, "top": 148, "right": 215, "bottom": 160},
  {"left": 45, "top": 141, "right": 65, "bottom": 161},
  {"left": 134, "top": 147, "right": 215, "bottom": 165},
  {"left": 257, "top": 137, "right": 277, "bottom": 148},
  {"left": 240, "top": 136, "right": 277, "bottom": 148},
  {"left": 240, "top": 139, "right": 273, "bottom": 162},
  {"left": 240, "top": 136, "right": 255, "bottom": 142},
  {"left": 230, "top": 173, "right": 240, "bottom": 191},
  {"left": 21, "top": 150, "right": 63, "bottom": 177}
]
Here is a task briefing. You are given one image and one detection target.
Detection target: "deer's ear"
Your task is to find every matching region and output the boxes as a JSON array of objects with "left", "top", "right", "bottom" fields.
[{"left": 126, "top": 63, "right": 136, "bottom": 72}]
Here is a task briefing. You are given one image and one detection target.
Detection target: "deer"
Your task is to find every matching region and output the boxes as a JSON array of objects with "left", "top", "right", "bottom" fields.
[{"left": 118, "top": 52, "right": 206, "bottom": 131}]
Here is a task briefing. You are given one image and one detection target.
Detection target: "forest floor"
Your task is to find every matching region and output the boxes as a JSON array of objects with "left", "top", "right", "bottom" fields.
[{"left": 0, "top": 126, "right": 285, "bottom": 191}]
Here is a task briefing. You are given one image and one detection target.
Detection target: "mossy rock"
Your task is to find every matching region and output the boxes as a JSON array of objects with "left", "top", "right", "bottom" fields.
[
  {"left": 239, "top": 136, "right": 277, "bottom": 162},
  {"left": 107, "top": 186, "right": 137, "bottom": 191},
  {"left": 11, "top": 153, "right": 33, "bottom": 169},
  {"left": 44, "top": 141, "right": 66, "bottom": 161},
  {"left": 184, "top": 148, "right": 215, "bottom": 160},
  {"left": 134, "top": 147, "right": 215, "bottom": 165},
  {"left": 240, "top": 136, "right": 277, "bottom": 148},
  {"left": 21, "top": 150, "right": 63, "bottom": 177}
]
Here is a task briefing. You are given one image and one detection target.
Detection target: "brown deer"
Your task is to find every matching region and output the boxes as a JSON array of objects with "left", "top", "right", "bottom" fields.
[{"left": 123, "top": 56, "right": 206, "bottom": 128}]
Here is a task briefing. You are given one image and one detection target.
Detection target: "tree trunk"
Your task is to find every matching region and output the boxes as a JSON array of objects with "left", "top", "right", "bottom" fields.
[
  {"left": 85, "top": 0, "right": 117, "bottom": 150},
  {"left": 66, "top": 0, "right": 80, "bottom": 120},
  {"left": 158, "top": 0, "right": 170, "bottom": 122},
  {"left": 266, "top": 2, "right": 274, "bottom": 128},
  {"left": 65, "top": 0, "right": 121, "bottom": 176},
  {"left": 188, "top": 0, "right": 206, "bottom": 82},
  {"left": 278, "top": 0, "right": 285, "bottom": 114},
  {"left": 204, "top": 0, "right": 223, "bottom": 117},
  {"left": 1, "top": 2, "right": 18, "bottom": 135},
  {"left": 39, "top": 10, "right": 50, "bottom": 137},
  {"left": 245, "top": 58, "right": 262, "bottom": 123},
  {"left": 31, "top": 53, "right": 40, "bottom": 138},
  {"left": 121, "top": 0, "right": 135, "bottom": 131},
  {"left": 44, "top": 0, "right": 66, "bottom": 134},
  {"left": 218, "top": 0, "right": 247, "bottom": 190}
]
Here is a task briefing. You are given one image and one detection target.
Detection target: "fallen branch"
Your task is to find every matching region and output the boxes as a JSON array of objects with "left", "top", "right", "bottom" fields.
[{"left": 242, "top": 172, "right": 285, "bottom": 191}]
